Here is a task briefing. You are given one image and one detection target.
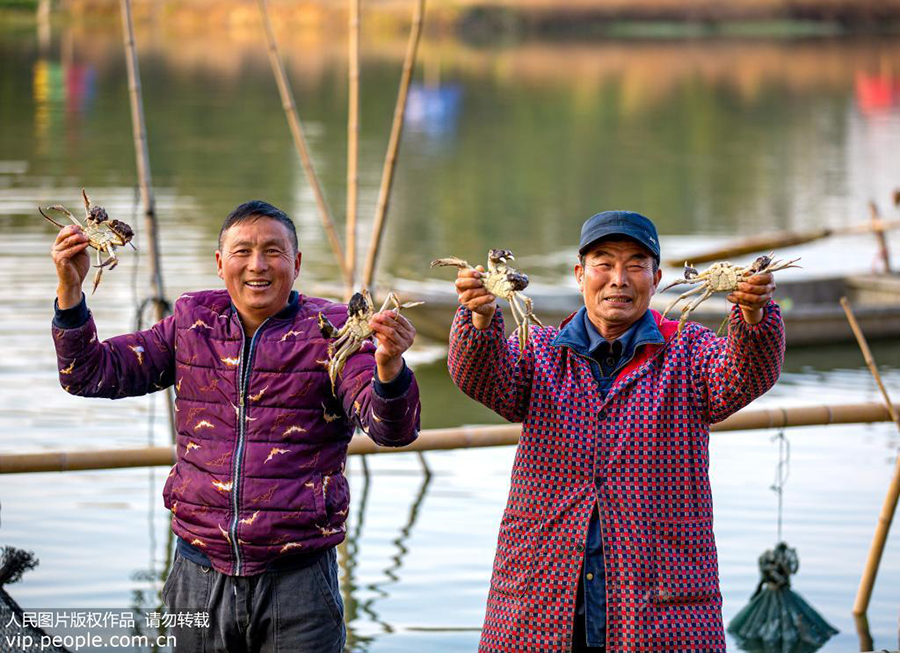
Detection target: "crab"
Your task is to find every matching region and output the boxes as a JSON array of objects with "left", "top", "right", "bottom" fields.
[
  {"left": 39, "top": 189, "right": 136, "bottom": 294},
  {"left": 431, "top": 249, "right": 543, "bottom": 360},
  {"left": 318, "top": 289, "right": 423, "bottom": 393},
  {"left": 661, "top": 253, "right": 801, "bottom": 333}
]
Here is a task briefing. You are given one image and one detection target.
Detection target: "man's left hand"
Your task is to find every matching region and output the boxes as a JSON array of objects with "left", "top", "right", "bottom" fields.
[
  {"left": 369, "top": 310, "right": 416, "bottom": 382},
  {"left": 726, "top": 272, "right": 775, "bottom": 325}
]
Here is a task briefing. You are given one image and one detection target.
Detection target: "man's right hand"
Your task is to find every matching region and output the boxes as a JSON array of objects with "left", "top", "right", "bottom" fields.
[
  {"left": 52, "top": 225, "right": 90, "bottom": 309},
  {"left": 455, "top": 266, "right": 497, "bottom": 330}
]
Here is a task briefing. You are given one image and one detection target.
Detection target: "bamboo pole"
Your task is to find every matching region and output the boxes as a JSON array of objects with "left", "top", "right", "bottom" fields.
[
  {"left": 854, "top": 613, "right": 874, "bottom": 652},
  {"left": 345, "top": 0, "right": 361, "bottom": 299},
  {"left": 663, "top": 219, "right": 900, "bottom": 268},
  {"left": 0, "top": 401, "right": 892, "bottom": 475},
  {"left": 361, "top": 0, "right": 426, "bottom": 289},
  {"left": 119, "top": 0, "right": 176, "bottom": 442},
  {"left": 36, "top": 0, "right": 50, "bottom": 54},
  {"left": 257, "top": 0, "right": 349, "bottom": 285},
  {"left": 841, "top": 297, "right": 900, "bottom": 616},
  {"left": 869, "top": 201, "right": 892, "bottom": 274}
]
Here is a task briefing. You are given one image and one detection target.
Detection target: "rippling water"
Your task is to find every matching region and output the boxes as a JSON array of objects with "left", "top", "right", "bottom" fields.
[{"left": 1, "top": 11, "right": 900, "bottom": 651}]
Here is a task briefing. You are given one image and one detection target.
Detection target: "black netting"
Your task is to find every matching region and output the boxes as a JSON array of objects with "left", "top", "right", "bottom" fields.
[
  {"left": 727, "top": 542, "right": 838, "bottom": 653},
  {"left": 0, "top": 548, "right": 69, "bottom": 653}
]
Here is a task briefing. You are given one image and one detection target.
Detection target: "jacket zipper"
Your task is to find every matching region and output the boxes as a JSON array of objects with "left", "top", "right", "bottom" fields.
[{"left": 229, "top": 318, "right": 269, "bottom": 576}]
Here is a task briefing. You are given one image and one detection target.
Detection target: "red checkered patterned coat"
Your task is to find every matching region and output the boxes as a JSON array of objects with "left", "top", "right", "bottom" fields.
[{"left": 448, "top": 303, "right": 785, "bottom": 652}]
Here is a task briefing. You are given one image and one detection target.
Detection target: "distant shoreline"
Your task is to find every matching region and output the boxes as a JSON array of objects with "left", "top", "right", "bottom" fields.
[{"left": 3, "top": 0, "right": 900, "bottom": 38}]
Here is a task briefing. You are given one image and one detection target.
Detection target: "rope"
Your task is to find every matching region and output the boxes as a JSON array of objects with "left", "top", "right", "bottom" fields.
[{"left": 770, "top": 411, "right": 791, "bottom": 543}]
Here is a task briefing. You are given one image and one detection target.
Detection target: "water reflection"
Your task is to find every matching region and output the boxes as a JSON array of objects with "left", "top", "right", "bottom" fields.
[
  {"left": 341, "top": 461, "right": 374, "bottom": 651},
  {"left": 855, "top": 70, "right": 900, "bottom": 116},
  {"left": 5, "top": 23, "right": 900, "bottom": 276}
]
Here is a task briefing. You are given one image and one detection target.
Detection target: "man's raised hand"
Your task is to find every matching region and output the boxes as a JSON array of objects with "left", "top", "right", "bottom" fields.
[
  {"left": 370, "top": 310, "right": 416, "bottom": 383},
  {"left": 455, "top": 266, "right": 497, "bottom": 330},
  {"left": 726, "top": 272, "right": 776, "bottom": 325},
  {"left": 51, "top": 225, "right": 90, "bottom": 309}
]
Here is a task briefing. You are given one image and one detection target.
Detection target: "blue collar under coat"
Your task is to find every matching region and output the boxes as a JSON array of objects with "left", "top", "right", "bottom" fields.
[{"left": 551, "top": 306, "right": 664, "bottom": 364}]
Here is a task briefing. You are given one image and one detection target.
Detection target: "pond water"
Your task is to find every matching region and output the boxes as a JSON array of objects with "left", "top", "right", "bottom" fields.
[{"left": 1, "top": 11, "right": 900, "bottom": 651}]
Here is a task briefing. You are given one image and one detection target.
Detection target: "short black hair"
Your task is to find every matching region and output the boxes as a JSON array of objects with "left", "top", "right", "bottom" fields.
[{"left": 218, "top": 200, "right": 298, "bottom": 253}]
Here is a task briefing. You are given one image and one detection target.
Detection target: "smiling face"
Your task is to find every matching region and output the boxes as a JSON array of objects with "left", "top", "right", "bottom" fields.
[
  {"left": 575, "top": 238, "right": 662, "bottom": 340},
  {"left": 215, "top": 216, "right": 301, "bottom": 333}
]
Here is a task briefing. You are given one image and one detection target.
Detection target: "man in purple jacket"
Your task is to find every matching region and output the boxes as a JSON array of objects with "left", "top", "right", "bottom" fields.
[{"left": 50, "top": 200, "right": 421, "bottom": 652}]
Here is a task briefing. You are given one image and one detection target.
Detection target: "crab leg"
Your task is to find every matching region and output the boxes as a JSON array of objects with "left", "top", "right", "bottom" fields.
[
  {"left": 97, "top": 246, "right": 120, "bottom": 269},
  {"left": 763, "top": 258, "right": 802, "bottom": 273},
  {"left": 508, "top": 292, "right": 526, "bottom": 331},
  {"left": 508, "top": 293, "right": 532, "bottom": 359},
  {"left": 42, "top": 205, "right": 82, "bottom": 229},
  {"left": 660, "top": 276, "right": 697, "bottom": 293},
  {"left": 81, "top": 188, "right": 93, "bottom": 219},
  {"left": 430, "top": 257, "right": 470, "bottom": 269},
  {"left": 91, "top": 263, "right": 104, "bottom": 295},
  {"left": 330, "top": 330, "right": 352, "bottom": 351},
  {"left": 379, "top": 293, "right": 396, "bottom": 313},
  {"left": 38, "top": 207, "right": 69, "bottom": 229},
  {"left": 329, "top": 345, "right": 354, "bottom": 388},
  {"left": 521, "top": 295, "right": 543, "bottom": 327},
  {"left": 677, "top": 288, "right": 714, "bottom": 333},
  {"left": 90, "top": 247, "right": 105, "bottom": 294},
  {"left": 662, "top": 285, "right": 705, "bottom": 320}
]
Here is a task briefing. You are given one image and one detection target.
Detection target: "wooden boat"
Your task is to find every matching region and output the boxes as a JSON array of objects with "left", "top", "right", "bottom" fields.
[{"left": 361, "top": 273, "right": 900, "bottom": 347}]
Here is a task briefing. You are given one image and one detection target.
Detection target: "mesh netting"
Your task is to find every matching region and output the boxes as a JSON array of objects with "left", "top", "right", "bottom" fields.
[{"left": 727, "top": 542, "right": 838, "bottom": 653}]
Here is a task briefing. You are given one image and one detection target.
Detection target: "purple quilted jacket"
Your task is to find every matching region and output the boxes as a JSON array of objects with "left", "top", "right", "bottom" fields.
[{"left": 52, "top": 289, "right": 420, "bottom": 576}]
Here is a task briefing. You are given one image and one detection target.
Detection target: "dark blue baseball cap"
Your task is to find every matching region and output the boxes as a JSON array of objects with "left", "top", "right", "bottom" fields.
[{"left": 578, "top": 210, "right": 660, "bottom": 262}]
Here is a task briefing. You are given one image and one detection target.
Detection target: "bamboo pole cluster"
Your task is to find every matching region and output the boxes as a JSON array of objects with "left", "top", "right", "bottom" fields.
[
  {"left": 257, "top": 0, "right": 427, "bottom": 296},
  {"left": 841, "top": 298, "right": 900, "bottom": 617},
  {"left": 0, "top": 401, "right": 891, "bottom": 475},
  {"left": 257, "top": 0, "right": 349, "bottom": 285}
]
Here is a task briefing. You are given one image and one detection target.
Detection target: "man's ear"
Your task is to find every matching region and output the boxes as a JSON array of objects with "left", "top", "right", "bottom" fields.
[
  {"left": 574, "top": 263, "right": 584, "bottom": 291},
  {"left": 293, "top": 251, "right": 302, "bottom": 280},
  {"left": 215, "top": 251, "right": 224, "bottom": 280},
  {"left": 651, "top": 266, "right": 662, "bottom": 294}
]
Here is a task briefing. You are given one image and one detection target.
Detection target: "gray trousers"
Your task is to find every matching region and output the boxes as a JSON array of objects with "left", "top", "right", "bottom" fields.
[{"left": 162, "top": 548, "right": 346, "bottom": 652}]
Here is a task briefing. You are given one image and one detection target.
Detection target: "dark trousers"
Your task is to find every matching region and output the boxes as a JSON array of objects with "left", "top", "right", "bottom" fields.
[
  {"left": 572, "top": 612, "right": 605, "bottom": 652},
  {"left": 162, "top": 547, "right": 345, "bottom": 652}
]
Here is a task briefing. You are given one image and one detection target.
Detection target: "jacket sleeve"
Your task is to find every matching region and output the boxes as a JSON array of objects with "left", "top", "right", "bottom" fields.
[
  {"left": 52, "top": 311, "right": 177, "bottom": 399},
  {"left": 335, "top": 343, "right": 421, "bottom": 447},
  {"left": 689, "top": 301, "right": 785, "bottom": 424},
  {"left": 446, "top": 306, "right": 534, "bottom": 423}
]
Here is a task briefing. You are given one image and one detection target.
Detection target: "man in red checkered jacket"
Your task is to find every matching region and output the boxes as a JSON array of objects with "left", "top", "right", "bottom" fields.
[{"left": 448, "top": 211, "right": 784, "bottom": 653}]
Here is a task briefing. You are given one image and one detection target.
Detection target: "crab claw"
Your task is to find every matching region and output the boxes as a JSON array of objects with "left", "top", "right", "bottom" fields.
[
  {"left": 684, "top": 262, "right": 699, "bottom": 279},
  {"left": 749, "top": 253, "right": 774, "bottom": 274},
  {"left": 347, "top": 291, "right": 370, "bottom": 318},
  {"left": 506, "top": 271, "right": 529, "bottom": 292},
  {"left": 318, "top": 312, "right": 337, "bottom": 339},
  {"left": 488, "top": 249, "right": 514, "bottom": 264}
]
